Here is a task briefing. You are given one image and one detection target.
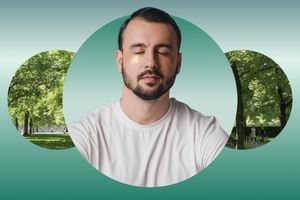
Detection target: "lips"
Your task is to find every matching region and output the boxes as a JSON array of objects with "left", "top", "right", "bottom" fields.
[
  {"left": 142, "top": 75, "right": 159, "bottom": 79},
  {"left": 141, "top": 76, "right": 159, "bottom": 84}
]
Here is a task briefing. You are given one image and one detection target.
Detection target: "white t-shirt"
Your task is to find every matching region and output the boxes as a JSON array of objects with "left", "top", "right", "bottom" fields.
[{"left": 68, "top": 98, "right": 228, "bottom": 187}]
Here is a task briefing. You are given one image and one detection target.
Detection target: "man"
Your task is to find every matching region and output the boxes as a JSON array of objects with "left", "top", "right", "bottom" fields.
[
  {"left": 69, "top": 7, "right": 228, "bottom": 187},
  {"left": 250, "top": 126, "right": 256, "bottom": 143}
]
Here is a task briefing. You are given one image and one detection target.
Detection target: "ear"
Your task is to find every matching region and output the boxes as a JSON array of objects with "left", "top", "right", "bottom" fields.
[
  {"left": 115, "top": 49, "right": 123, "bottom": 73},
  {"left": 176, "top": 52, "right": 182, "bottom": 74}
]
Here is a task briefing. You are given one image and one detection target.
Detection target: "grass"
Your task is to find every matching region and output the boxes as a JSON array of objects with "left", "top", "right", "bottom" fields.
[
  {"left": 226, "top": 136, "right": 273, "bottom": 149},
  {"left": 24, "top": 133, "right": 74, "bottom": 150}
]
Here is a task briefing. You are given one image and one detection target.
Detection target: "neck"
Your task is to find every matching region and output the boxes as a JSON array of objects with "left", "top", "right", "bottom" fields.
[{"left": 120, "top": 86, "right": 170, "bottom": 125}]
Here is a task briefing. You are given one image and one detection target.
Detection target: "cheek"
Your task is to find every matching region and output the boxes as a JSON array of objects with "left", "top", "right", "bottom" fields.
[
  {"left": 123, "top": 55, "right": 143, "bottom": 77},
  {"left": 123, "top": 57, "right": 141, "bottom": 79},
  {"left": 124, "top": 54, "right": 142, "bottom": 67},
  {"left": 160, "top": 59, "right": 178, "bottom": 74}
]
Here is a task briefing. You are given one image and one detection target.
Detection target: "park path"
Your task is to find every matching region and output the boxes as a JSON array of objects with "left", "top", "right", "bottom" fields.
[{"left": 244, "top": 141, "right": 267, "bottom": 149}]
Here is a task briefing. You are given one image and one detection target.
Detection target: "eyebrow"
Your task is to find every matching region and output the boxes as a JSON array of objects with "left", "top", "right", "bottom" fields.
[
  {"left": 130, "top": 43, "right": 147, "bottom": 49},
  {"left": 129, "top": 43, "right": 174, "bottom": 50}
]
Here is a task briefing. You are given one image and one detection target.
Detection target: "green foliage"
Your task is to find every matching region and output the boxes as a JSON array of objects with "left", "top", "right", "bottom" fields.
[
  {"left": 8, "top": 50, "right": 75, "bottom": 134},
  {"left": 226, "top": 50, "right": 292, "bottom": 127}
]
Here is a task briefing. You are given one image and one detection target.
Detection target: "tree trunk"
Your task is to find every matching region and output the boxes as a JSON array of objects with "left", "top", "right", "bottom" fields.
[
  {"left": 277, "top": 87, "right": 287, "bottom": 129},
  {"left": 280, "top": 101, "right": 287, "bottom": 129},
  {"left": 29, "top": 118, "right": 33, "bottom": 134},
  {"left": 275, "top": 67, "right": 292, "bottom": 131},
  {"left": 23, "top": 111, "right": 29, "bottom": 136},
  {"left": 15, "top": 118, "right": 19, "bottom": 130},
  {"left": 36, "top": 125, "right": 39, "bottom": 133},
  {"left": 231, "top": 61, "right": 245, "bottom": 149}
]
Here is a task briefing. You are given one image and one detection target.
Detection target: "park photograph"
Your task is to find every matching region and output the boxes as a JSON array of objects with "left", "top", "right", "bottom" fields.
[
  {"left": 7, "top": 50, "right": 75, "bottom": 150},
  {"left": 226, "top": 50, "right": 293, "bottom": 150}
]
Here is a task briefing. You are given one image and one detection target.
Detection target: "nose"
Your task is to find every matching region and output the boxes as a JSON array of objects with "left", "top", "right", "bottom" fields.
[{"left": 145, "top": 50, "right": 157, "bottom": 69}]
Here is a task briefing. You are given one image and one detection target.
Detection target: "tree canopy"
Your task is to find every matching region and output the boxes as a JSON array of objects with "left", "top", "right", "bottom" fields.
[
  {"left": 8, "top": 50, "right": 75, "bottom": 135},
  {"left": 226, "top": 50, "right": 292, "bottom": 149}
]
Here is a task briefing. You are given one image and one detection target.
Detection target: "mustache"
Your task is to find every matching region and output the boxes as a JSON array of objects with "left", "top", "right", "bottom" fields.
[{"left": 137, "top": 69, "right": 164, "bottom": 80}]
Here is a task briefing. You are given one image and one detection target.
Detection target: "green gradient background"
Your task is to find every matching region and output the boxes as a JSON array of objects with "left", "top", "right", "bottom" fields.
[
  {"left": 63, "top": 17, "right": 236, "bottom": 133},
  {"left": 0, "top": 0, "right": 299, "bottom": 199}
]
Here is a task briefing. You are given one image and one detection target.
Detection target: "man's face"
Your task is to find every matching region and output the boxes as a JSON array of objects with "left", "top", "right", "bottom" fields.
[{"left": 116, "top": 18, "right": 181, "bottom": 100}]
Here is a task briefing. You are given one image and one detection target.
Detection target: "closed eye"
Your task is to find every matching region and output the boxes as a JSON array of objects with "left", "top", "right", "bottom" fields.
[
  {"left": 156, "top": 45, "right": 172, "bottom": 55},
  {"left": 130, "top": 43, "right": 146, "bottom": 55},
  {"left": 158, "top": 51, "right": 170, "bottom": 54},
  {"left": 157, "top": 49, "right": 171, "bottom": 55},
  {"left": 133, "top": 51, "right": 144, "bottom": 54}
]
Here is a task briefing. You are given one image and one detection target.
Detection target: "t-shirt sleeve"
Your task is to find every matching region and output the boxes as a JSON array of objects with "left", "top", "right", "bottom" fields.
[
  {"left": 195, "top": 116, "right": 229, "bottom": 170},
  {"left": 68, "top": 121, "right": 90, "bottom": 161}
]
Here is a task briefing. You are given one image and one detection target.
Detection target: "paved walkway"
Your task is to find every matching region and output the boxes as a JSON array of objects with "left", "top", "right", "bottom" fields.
[{"left": 244, "top": 141, "right": 267, "bottom": 148}]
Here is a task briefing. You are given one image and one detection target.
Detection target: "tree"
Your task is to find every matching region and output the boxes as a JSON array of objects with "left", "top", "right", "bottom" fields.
[
  {"left": 225, "top": 50, "right": 292, "bottom": 149},
  {"left": 8, "top": 50, "right": 75, "bottom": 135},
  {"left": 230, "top": 60, "right": 245, "bottom": 149}
]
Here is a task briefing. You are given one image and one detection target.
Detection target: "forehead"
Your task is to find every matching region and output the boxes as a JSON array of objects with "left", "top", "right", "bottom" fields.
[{"left": 122, "top": 18, "right": 178, "bottom": 49}]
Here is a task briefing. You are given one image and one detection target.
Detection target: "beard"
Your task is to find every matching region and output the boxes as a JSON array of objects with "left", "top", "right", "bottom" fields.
[{"left": 121, "top": 66, "right": 178, "bottom": 101}]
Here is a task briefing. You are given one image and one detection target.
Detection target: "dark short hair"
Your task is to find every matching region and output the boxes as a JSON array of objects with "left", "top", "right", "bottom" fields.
[{"left": 118, "top": 7, "right": 181, "bottom": 51}]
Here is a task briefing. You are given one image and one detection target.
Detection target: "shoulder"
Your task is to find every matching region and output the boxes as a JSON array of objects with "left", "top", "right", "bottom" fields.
[
  {"left": 72, "top": 101, "right": 116, "bottom": 127},
  {"left": 67, "top": 101, "right": 117, "bottom": 160},
  {"left": 171, "top": 98, "right": 228, "bottom": 168},
  {"left": 67, "top": 101, "right": 116, "bottom": 143},
  {"left": 171, "top": 98, "right": 228, "bottom": 139},
  {"left": 172, "top": 99, "right": 229, "bottom": 169},
  {"left": 171, "top": 98, "right": 215, "bottom": 126}
]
